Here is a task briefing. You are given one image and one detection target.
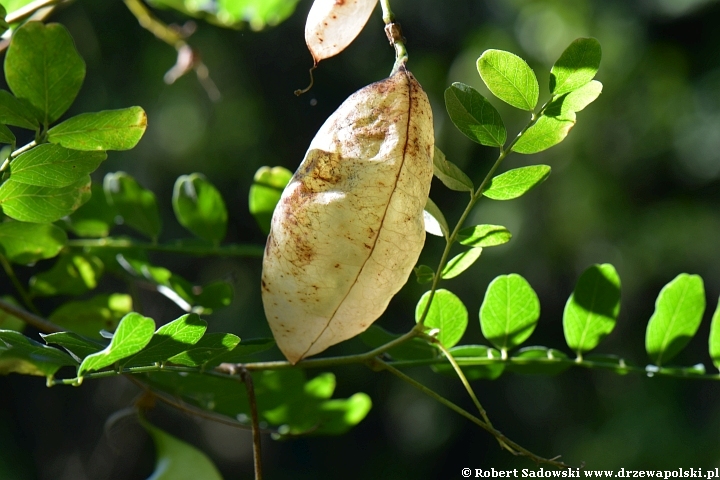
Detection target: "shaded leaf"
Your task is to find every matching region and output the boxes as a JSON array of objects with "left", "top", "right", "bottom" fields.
[
  {"left": 432, "top": 146, "right": 473, "bottom": 192},
  {"left": 41, "top": 331, "right": 105, "bottom": 361},
  {"left": 47, "top": 107, "right": 147, "bottom": 151},
  {"left": 431, "top": 344, "right": 505, "bottom": 380},
  {"left": 480, "top": 274, "right": 540, "bottom": 354},
  {"left": 457, "top": 224, "right": 511, "bottom": 248},
  {"left": 5, "top": 22, "right": 85, "bottom": 125},
  {"left": 563, "top": 264, "right": 621, "bottom": 355},
  {"left": 413, "top": 264, "right": 434, "bottom": 284},
  {"left": 0, "top": 175, "right": 91, "bottom": 223},
  {"left": 550, "top": 38, "right": 602, "bottom": 96},
  {"left": 166, "top": 332, "right": 240, "bottom": 367},
  {"left": 122, "top": 314, "right": 207, "bottom": 367},
  {"left": 204, "top": 338, "right": 276, "bottom": 366},
  {"left": 423, "top": 197, "right": 448, "bottom": 237},
  {"left": 710, "top": 297, "right": 720, "bottom": 371},
  {"left": 441, "top": 248, "right": 482, "bottom": 279},
  {"left": 0, "top": 90, "right": 40, "bottom": 130},
  {"left": 359, "top": 324, "right": 437, "bottom": 361},
  {"left": 248, "top": 166, "right": 292, "bottom": 235},
  {"left": 416, "top": 289, "right": 468, "bottom": 348},
  {"left": 477, "top": 49, "right": 539, "bottom": 111},
  {"left": 0, "top": 124, "right": 14, "bottom": 145},
  {"left": 0, "top": 296, "right": 25, "bottom": 331},
  {"left": 482, "top": 165, "right": 550, "bottom": 200},
  {"left": 646, "top": 273, "right": 705, "bottom": 366},
  {"left": 103, "top": 172, "right": 161, "bottom": 240},
  {"left": 63, "top": 182, "right": 118, "bottom": 237},
  {"left": 49, "top": 293, "right": 132, "bottom": 339},
  {"left": 0, "top": 221, "right": 66, "bottom": 264},
  {"left": 172, "top": 173, "right": 227, "bottom": 243},
  {"left": 29, "top": 252, "right": 103, "bottom": 296},
  {"left": 506, "top": 346, "right": 570, "bottom": 375},
  {"left": 0, "top": 330, "right": 76, "bottom": 377},
  {"left": 193, "top": 282, "right": 233, "bottom": 311},
  {"left": 78, "top": 313, "right": 155, "bottom": 376},
  {"left": 444, "top": 82, "right": 506, "bottom": 146},
  {"left": 10, "top": 144, "right": 106, "bottom": 187},
  {"left": 305, "top": 0, "right": 378, "bottom": 64},
  {"left": 142, "top": 420, "right": 223, "bottom": 480}
]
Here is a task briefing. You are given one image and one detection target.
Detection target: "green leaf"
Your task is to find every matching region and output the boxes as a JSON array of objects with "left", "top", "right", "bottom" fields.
[
  {"left": 359, "top": 325, "right": 437, "bottom": 361},
  {"left": 166, "top": 332, "right": 240, "bottom": 367},
  {"left": 103, "top": 172, "right": 161, "bottom": 240},
  {"left": 0, "top": 124, "right": 14, "bottom": 145},
  {"left": 78, "top": 312, "right": 155, "bottom": 376},
  {"left": 29, "top": 252, "right": 103, "bottom": 296},
  {"left": 172, "top": 173, "right": 227, "bottom": 244},
  {"left": 441, "top": 248, "right": 482, "bottom": 279},
  {"left": 63, "top": 182, "right": 118, "bottom": 237},
  {"left": 431, "top": 345, "right": 505, "bottom": 380},
  {"left": 0, "top": 296, "right": 25, "bottom": 331},
  {"left": 0, "top": 221, "right": 66, "bottom": 263},
  {"left": 5, "top": 22, "right": 86, "bottom": 125},
  {"left": 49, "top": 293, "right": 133, "bottom": 339},
  {"left": 423, "top": 197, "right": 448, "bottom": 237},
  {"left": 248, "top": 166, "right": 292, "bottom": 235},
  {"left": 0, "top": 90, "right": 40, "bottom": 130},
  {"left": 512, "top": 114, "right": 576, "bottom": 154},
  {"left": 709, "top": 297, "right": 720, "bottom": 371},
  {"left": 480, "top": 274, "right": 540, "bottom": 354},
  {"left": 10, "top": 144, "right": 106, "bottom": 187},
  {"left": 0, "top": 5, "right": 7, "bottom": 35},
  {"left": 550, "top": 38, "right": 602, "bottom": 96},
  {"left": 477, "top": 50, "right": 539, "bottom": 111},
  {"left": 645, "top": 273, "right": 706, "bottom": 366},
  {"left": 217, "top": 0, "right": 300, "bottom": 29},
  {"left": 142, "top": 420, "right": 223, "bottom": 480},
  {"left": 562, "top": 80, "right": 603, "bottom": 113},
  {"left": 122, "top": 314, "right": 207, "bottom": 367},
  {"left": 0, "top": 330, "right": 76, "bottom": 377},
  {"left": 433, "top": 146, "right": 474, "bottom": 192},
  {"left": 193, "top": 282, "right": 233, "bottom": 311},
  {"left": 444, "top": 83, "right": 506, "bottom": 147},
  {"left": 457, "top": 224, "right": 512, "bottom": 248},
  {"left": 482, "top": 165, "right": 551, "bottom": 200},
  {"left": 41, "top": 332, "right": 105, "bottom": 361},
  {"left": 47, "top": 107, "right": 147, "bottom": 151},
  {"left": 506, "top": 346, "right": 570, "bottom": 375},
  {"left": 416, "top": 289, "right": 468, "bottom": 348},
  {"left": 203, "top": 338, "right": 276, "bottom": 365},
  {"left": 563, "top": 264, "right": 621, "bottom": 355},
  {"left": 0, "top": 175, "right": 91, "bottom": 223},
  {"left": 313, "top": 392, "right": 373, "bottom": 436},
  {"left": 413, "top": 265, "right": 434, "bottom": 284}
]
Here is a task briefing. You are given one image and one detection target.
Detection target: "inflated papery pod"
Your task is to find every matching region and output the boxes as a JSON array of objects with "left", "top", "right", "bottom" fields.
[{"left": 262, "top": 67, "right": 434, "bottom": 364}]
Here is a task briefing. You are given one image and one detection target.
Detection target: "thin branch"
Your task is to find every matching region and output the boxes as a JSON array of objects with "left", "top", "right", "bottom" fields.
[
  {"left": 0, "top": 296, "right": 62, "bottom": 332},
  {"left": 240, "top": 367, "right": 263, "bottom": 480},
  {"left": 66, "top": 237, "right": 265, "bottom": 257},
  {"left": 0, "top": 254, "right": 42, "bottom": 316}
]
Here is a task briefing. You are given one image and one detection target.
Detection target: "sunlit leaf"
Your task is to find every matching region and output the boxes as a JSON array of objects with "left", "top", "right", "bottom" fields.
[
  {"left": 122, "top": 313, "right": 207, "bottom": 367},
  {"left": 432, "top": 344, "right": 505, "bottom": 380},
  {"left": 512, "top": 113, "right": 576, "bottom": 154},
  {"left": 457, "top": 224, "right": 512, "bottom": 248},
  {"left": 29, "top": 252, "right": 103, "bottom": 296},
  {"left": 477, "top": 50, "right": 539, "bottom": 111},
  {"left": 41, "top": 331, "right": 105, "bottom": 361},
  {"left": 444, "top": 83, "right": 506, "bottom": 147},
  {"left": 645, "top": 273, "right": 705, "bottom": 366},
  {"left": 359, "top": 324, "right": 437, "bottom": 361},
  {"left": 249, "top": 166, "right": 292, "bottom": 235},
  {"left": 49, "top": 293, "right": 132, "bottom": 339},
  {"left": 563, "top": 264, "right": 621, "bottom": 355},
  {"left": 0, "top": 330, "right": 76, "bottom": 377},
  {"left": 441, "top": 248, "right": 482, "bottom": 279},
  {"left": 413, "top": 264, "right": 434, "bottom": 284},
  {"left": 10, "top": 144, "right": 106, "bottom": 188},
  {"left": 482, "top": 165, "right": 550, "bottom": 200},
  {"left": 423, "top": 197, "right": 448, "bottom": 237},
  {"left": 172, "top": 173, "right": 227, "bottom": 244},
  {"left": 0, "top": 175, "right": 91, "bottom": 223},
  {"left": 709, "top": 297, "right": 720, "bottom": 371},
  {"left": 216, "top": 0, "right": 301, "bottom": 29},
  {"left": 480, "top": 274, "right": 540, "bottom": 354},
  {"left": 166, "top": 332, "right": 240, "bottom": 367},
  {"left": 416, "top": 289, "right": 468, "bottom": 348},
  {"left": 0, "top": 221, "right": 66, "bottom": 264},
  {"left": 0, "top": 90, "right": 40, "bottom": 130},
  {"left": 142, "top": 420, "right": 223, "bottom": 480},
  {"left": 47, "top": 107, "right": 147, "bottom": 151},
  {"left": 5, "top": 22, "right": 85, "bottom": 125},
  {"left": 550, "top": 38, "right": 602, "bottom": 96},
  {"left": 304, "top": 0, "right": 378, "bottom": 64},
  {"left": 562, "top": 80, "right": 603, "bottom": 113},
  {"left": 103, "top": 172, "right": 161, "bottom": 240},
  {"left": 78, "top": 313, "right": 155, "bottom": 376},
  {"left": 432, "top": 146, "right": 474, "bottom": 192},
  {"left": 506, "top": 346, "right": 570, "bottom": 375}
]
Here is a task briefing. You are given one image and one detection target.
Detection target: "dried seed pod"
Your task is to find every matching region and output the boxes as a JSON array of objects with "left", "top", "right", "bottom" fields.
[{"left": 262, "top": 67, "right": 434, "bottom": 364}]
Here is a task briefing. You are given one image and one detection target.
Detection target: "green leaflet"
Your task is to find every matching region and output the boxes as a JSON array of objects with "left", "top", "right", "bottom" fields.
[
  {"left": 423, "top": 197, "right": 449, "bottom": 237},
  {"left": 78, "top": 312, "right": 155, "bottom": 376},
  {"left": 41, "top": 332, "right": 105, "bottom": 361},
  {"left": 457, "top": 225, "right": 512, "bottom": 248},
  {"left": 248, "top": 165, "right": 292, "bottom": 234},
  {"left": 166, "top": 332, "right": 240, "bottom": 367},
  {"left": 477, "top": 49, "right": 539, "bottom": 111},
  {"left": 645, "top": 274, "right": 705, "bottom": 366},
  {"left": 47, "top": 107, "right": 147, "bottom": 151},
  {"left": 413, "top": 265, "right": 435, "bottom": 284},
  {"left": 431, "top": 344, "right": 505, "bottom": 380},
  {"left": 0, "top": 330, "right": 76, "bottom": 377},
  {"left": 122, "top": 313, "right": 207, "bottom": 367},
  {"left": 444, "top": 83, "right": 506, "bottom": 147},
  {"left": 172, "top": 173, "right": 228, "bottom": 244},
  {"left": 441, "top": 248, "right": 482, "bottom": 279},
  {"left": 5, "top": 22, "right": 85, "bottom": 125},
  {"left": 0, "top": 221, "right": 66, "bottom": 264},
  {"left": 10, "top": 144, "right": 106, "bottom": 188},
  {"left": 480, "top": 274, "right": 540, "bottom": 354},
  {"left": 0, "top": 124, "right": 14, "bottom": 145},
  {"left": 433, "top": 147, "right": 474, "bottom": 192},
  {"left": 0, "top": 90, "right": 40, "bottom": 130},
  {"left": 563, "top": 264, "right": 621, "bottom": 356},
  {"left": 148, "top": 0, "right": 301, "bottom": 30},
  {"left": 63, "top": 183, "right": 118, "bottom": 237},
  {"left": 416, "top": 289, "right": 468, "bottom": 348},
  {"left": 103, "top": 172, "right": 161, "bottom": 240},
  {"left": 482, "top": 165, "right": 551, "bottom": 200},
  {"left": 49, "top": 293, "right": 133, "bottom": 339},
  {"left": 0, "top": 175, "right": 91, "bottom": 223},
  {"left": 709, "top": 297, "right": 720, "bottom": 371},
  {"left": 550, "top": 38, "right": 602, "bottom": 96},
  {"left": 29, "top": 252, "right": 104, "bottom": 296},
  {"left": 0, "top": 296, "right": 24, "bottom": 331}
]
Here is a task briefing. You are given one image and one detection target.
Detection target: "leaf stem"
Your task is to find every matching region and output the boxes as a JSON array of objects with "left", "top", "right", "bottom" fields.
[
  {"left": 66, "top": 237, "right": 265, "bottom": 257},
  {"left": 240, "top": 367, "right": 263, "bottom": 480},
  {"left": 379, "top": 0, "right": 408, "bottom": 73}
]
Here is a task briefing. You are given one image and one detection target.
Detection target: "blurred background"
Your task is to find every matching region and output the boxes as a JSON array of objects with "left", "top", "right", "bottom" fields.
[{"left": 1, "top": 0, "right": 720, "bottom": 477}]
